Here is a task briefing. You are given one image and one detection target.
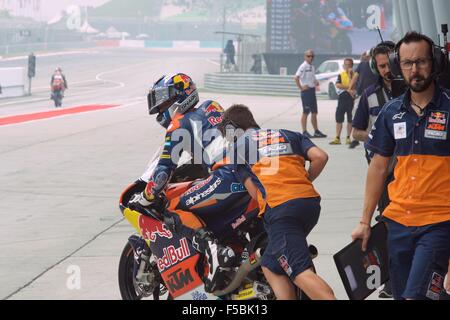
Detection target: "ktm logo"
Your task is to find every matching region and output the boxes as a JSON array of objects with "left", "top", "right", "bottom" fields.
[{"left": 166, "top": 268, "right": 194, "bottom": 292}]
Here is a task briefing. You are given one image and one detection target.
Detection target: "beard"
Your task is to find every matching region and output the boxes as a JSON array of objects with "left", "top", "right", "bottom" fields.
[
  {"left": 407, "top": 74, "right": 434, "bottom": 93},
  {"left": 383, "top": 72, "right": 393, "bottom": 82}
]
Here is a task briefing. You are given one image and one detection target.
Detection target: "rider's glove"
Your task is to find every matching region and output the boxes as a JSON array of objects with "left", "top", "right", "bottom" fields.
[{"left": 128, "top": 191, "right": 155, "bottom": 211}]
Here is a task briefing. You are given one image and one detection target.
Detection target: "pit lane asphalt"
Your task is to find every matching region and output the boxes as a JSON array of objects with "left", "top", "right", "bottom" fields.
[{"left": 0, "top": 48, "right": 381, "bottom": 300}]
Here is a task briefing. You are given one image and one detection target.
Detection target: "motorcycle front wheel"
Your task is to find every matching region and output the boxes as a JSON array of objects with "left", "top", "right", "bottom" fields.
[{"left": 118, "top": 241, "right": 169, "bottom": 300}]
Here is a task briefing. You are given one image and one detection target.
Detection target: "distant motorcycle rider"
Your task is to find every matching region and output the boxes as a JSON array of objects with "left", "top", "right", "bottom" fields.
[
  {"left": 129, "top": 73, "right": 249, "bottom": 292},
  {"left": 50, "top": 67, "right": 68, "bottom": 95}
]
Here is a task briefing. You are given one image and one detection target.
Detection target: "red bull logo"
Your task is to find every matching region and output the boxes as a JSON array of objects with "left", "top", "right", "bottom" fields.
[
  {"left": 429, "top": 112, "right": 447, "bottom": 125},
  {"left": 208, "top": 115, "right": 224, "bottom": 126},
  {"left": 157, "top": 238, "right": 192, "bottom": 272},
  {"left": 205, "top": 102, "right": 224, "bottom": 115},
  {"left": 139, "top": 216, "right": 173, "bottom": 243},
  {"left": 174, "top": 74, "right": 192, "bottom": 90}
]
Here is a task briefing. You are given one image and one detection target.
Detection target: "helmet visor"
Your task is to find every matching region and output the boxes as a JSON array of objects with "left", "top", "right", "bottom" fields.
[{"left": 148, "top": 85, "right": 179, "bottom": 115}]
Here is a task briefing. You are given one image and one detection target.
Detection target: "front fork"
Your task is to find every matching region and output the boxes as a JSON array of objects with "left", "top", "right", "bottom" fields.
[{"left": 128, "top": 235, "right": 152, "bottom": 284}]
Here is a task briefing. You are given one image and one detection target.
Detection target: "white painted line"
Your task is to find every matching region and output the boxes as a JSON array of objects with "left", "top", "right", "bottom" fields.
[
  {"left": 207, "top": 59, "right": 221, "bottom": 66},
  {"left": 0, "top": 97, "right": 49, "bottom": 107}
]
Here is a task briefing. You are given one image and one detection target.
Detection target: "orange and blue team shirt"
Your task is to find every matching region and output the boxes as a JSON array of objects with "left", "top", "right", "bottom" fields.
[
  {"left": 366, "top": 86, "right": 450, "bottom": 227},
  {"left": 145, "top": 100, "right": 225, "bottom": 198},
  {"left": 234, "top": 129, "right": 319, "bottom": 216}
]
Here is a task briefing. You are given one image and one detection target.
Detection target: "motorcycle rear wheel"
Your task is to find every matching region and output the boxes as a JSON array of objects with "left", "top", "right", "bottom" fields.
[{"left": 118, "top": 241, "right": 169, "bottom": 300}]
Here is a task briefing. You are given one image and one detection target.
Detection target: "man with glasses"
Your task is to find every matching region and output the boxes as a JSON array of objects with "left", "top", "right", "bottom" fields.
[
  {"left": 351, "top": 32, "right": 450, "bottom": 300},
  {"left": 351, "top": 41, "right": 399, "bottom": 299},
  {"left": 295, "top": 49, "right": 327, "bottom": 139}
]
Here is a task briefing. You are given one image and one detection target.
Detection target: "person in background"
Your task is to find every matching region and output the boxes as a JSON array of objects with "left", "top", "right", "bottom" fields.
[
  {"left": 50, "top": 67, "right": 68, "bottom": 95},
  {"left": 348, "top": 49, "right": 380, "bottom": 148},
  {"left": 295, "top": 49, "right": 327, "bottom": 139},
  {"left": 250, "top": 54, "right": 262, "bottom": 74},
  {"left": 329, "top": 58, "right": 356, "bottom": 145},
  {"left": 223, "top": 40, "right": 236, "bottom": 71},
  {"left": 352, "top": 41, "right": 398, "bottom": 299}
]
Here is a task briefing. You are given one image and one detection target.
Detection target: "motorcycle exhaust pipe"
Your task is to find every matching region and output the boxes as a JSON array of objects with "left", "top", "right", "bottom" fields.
[
  {"left": 212, "top": 245, "right": 318, "bottom": 297},
  {"left": 212, "top": 248, "right": 263, "bottom": 297}
]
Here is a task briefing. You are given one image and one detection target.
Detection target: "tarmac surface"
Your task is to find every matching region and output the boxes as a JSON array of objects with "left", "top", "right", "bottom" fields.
[{"left": 0, "top": 48, "right": 383, "bottom": 300}]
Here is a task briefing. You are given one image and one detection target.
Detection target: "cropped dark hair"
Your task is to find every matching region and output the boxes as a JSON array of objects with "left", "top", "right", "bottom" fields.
[
  {"left": 372, "top": 45, "right": 391, "bottom": 58},
  {"left": 221, "top": 104, "right": 260, "bottom": 132},
  {"left": 397, "top": 31, "right": 434, "bottom": 58},
  {"left": 344, "top": 58, "right": 354, "bottom": 65}
]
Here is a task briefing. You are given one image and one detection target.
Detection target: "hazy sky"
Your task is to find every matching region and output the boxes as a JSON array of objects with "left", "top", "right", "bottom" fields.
[{"left": 40, "top": 0, "right": 110, "bottom": 20}]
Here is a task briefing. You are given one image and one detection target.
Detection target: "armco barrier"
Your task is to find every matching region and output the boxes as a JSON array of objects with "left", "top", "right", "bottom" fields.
[
  {"left": 204, "top": 73, "right": 301, "bottom": 97},
  {"left": 96, "top": 40, "right": 120, "bottom": 48},
  {"left": 119, "top": 40, "right": 145, "bottom": 48},
  {"left": 144, "top": 40, "right": 173, "bottom": 48},
  {"left": 96, "top": 40, "right": 222, "bottom": 50}
]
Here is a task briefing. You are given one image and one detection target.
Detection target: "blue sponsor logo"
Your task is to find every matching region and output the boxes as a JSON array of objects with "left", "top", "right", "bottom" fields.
[{"left": 231, "top": 183, "right": 246, "bottom": 193}]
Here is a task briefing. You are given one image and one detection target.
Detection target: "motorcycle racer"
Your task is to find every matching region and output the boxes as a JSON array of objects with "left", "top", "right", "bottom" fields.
[{"left": 129, "top": 73, "right": 249, "bottom": 292}]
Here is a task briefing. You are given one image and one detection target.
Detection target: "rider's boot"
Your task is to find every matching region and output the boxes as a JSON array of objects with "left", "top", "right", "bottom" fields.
[{"left": 192, "top": 228, "right": 237, "bottom": 292}]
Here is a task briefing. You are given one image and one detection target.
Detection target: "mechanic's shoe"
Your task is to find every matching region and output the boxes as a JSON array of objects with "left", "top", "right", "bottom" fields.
[
  {"left": 348, "top": 140, "right": 360, "bottom": 149},
  {"left": 345, "top": 137, "right": 352, "bottom": 145},
  {"left": 313, "top": 130, "right": 327, "bottom": 138},
  {"left": 303, "top": 131, "right": 313, "bottom": 138},
  {"left": 378, "top": 283, "right": 393, "bottom": 299},
  {"left": 329, "top": 137, "right": 341, "bottom": 145}
]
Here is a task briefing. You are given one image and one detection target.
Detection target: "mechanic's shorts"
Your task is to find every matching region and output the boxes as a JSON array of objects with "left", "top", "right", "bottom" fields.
[
  {"left": 301, "top": 88, "right": 318, "bottom": 115},
  {"left": 336, "top": 92, "right": 354, "bottom": 123},
  {"left": 383, "top": 217, "right": 450, "bottom": 300},
  {"left": 261, "top": 197, "right": 321, "bottom": 281}
]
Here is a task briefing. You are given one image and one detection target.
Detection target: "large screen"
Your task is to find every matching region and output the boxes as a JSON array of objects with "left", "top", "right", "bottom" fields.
[{"left": 267, "top": 0, "right": 394, "bottom": 55}]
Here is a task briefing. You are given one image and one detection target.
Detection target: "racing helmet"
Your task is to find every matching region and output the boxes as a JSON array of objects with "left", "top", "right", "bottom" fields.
[{"left": 148, "top": 73, "right": 199, "bottom": 128}]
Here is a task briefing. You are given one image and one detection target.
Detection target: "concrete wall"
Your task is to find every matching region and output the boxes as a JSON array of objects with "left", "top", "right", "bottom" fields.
[{"left": 0, "top": 67, "right": 27, "bottom": 98}]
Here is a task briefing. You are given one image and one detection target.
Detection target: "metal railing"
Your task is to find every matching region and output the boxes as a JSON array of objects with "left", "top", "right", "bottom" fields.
[{"left": 204, "top": 73, "right": 300, "bottom": 96}]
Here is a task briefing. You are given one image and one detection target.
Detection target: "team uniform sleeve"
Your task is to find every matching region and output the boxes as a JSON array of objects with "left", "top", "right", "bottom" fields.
[
  {"left": 233, "top": 135, "right": 257, "bottom": 182},
  {"left": 365, "top": 109, "right": 396, "bottom": 157},
  {"left": 352, "top": 91, "right": 370, "bottom": 130},
  {"left": 288, "top": 131, "right": 317, "bottom": 161}
]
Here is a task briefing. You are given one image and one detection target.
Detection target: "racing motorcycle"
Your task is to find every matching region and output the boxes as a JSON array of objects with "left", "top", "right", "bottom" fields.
[
  {"left": 118, "top": 144, "right": 318, "bottom": 300},
  {"left": 51, "top": 79, "right": 64, "bottom": 108}
]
